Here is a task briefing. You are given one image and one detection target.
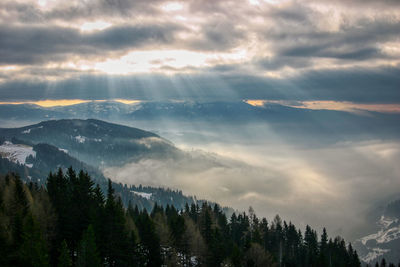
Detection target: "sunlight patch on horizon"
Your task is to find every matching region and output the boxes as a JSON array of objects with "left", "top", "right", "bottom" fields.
[
  {"left": 0, "top": 99, "right": 90, "bottom": 107},
  {"left": 245, "top": 100, "right": 268, "bottom": 107},
  {"left": 0, "top": 99, "right": 142, "bottom": 107},
  {"left": 245, "top": 100, "right": 400, "bottom": 114},
  {"left": 114, "top": 99, "right": 141, "bottom": 105}
]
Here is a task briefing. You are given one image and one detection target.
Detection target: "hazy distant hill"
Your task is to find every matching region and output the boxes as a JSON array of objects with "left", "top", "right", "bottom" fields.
[
  {"left": 1, "top": 101, "right": 400, "bottom": 142},
  {"left": 0, "top": 119, "right": 179, "bottom": 167},
  {"left": 0, "top": 104, "right": 66, "bottom": 122},
  {"left": 51, "top": 100, "right": 140, "bottom": 120}
]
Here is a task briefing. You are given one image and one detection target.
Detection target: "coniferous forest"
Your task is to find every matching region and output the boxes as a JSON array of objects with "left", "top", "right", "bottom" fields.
[{"left": 0, "top": 168, "right": 362, "bottom": 267}]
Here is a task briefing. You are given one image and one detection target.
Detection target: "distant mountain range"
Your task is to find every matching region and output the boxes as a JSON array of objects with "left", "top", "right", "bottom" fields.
[
  {"left": 0, "top": 119, "right": 228, "bottom": 213},
  {"left": 355, "top": 199, "right": 400, "bottom": 265},
  {"left": 1, "top": 101, "right": 400, "bottom": 143}
]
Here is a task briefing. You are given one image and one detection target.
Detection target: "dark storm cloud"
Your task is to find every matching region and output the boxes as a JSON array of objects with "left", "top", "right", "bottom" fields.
[{"left": 0, "top": 24, "right": 180, "bottom": 65}]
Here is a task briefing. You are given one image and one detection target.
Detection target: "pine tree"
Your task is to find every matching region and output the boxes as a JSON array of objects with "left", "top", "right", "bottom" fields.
[
  {"left": 318, "top": 227, "right": 329, "bottom": 266},
  {"left": 304, "top": 225, "right": 318, "bottom": 266},
  {"left": 201, "top": 204, "right": 213, "bottom": 245},
  {"left": 18, "top": 215, "right": 50, "bottom": 267},
  {"left": 103, "top": 181, "right": 133, "bottom": 266},
  {"left": 57, "top": 240, "right": 72, "bottom": 267},
  {"left": 10, "top": 174, "right": 30, "bottom": 252},
  {"left": 135, "top": 211, "right": 162, "bottom": 267},
  {"left": 76, "top": 225, "right": 101, "bottom": 267}
]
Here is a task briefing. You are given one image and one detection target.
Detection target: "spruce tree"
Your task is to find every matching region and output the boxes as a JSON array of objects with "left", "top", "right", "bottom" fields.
[
  {"left": 19, "top": 215, "right": 50, "bottom": 267},
  {"left": 57, "top": 240, "right": 72, "bottom": 267},
  {"left": 76, "top": 225, "right": 101, "bottom": 267}
]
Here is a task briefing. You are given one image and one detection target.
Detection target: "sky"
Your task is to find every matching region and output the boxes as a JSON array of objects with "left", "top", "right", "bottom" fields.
[
  {"left": 0, "top": 0, "right": 399, "bottom": 106},
  {"left": 1, "top": 0, "right": 400, "bottom": 241}
]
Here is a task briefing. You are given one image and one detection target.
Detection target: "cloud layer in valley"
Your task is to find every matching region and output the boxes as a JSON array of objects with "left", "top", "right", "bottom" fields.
[{"left": 104, "top": 132, "right": 400, "bottom": 241}]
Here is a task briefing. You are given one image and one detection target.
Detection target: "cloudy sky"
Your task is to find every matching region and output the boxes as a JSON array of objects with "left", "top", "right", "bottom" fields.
[{"left": 0, "top": 0, "right": 399, "bottom": 106}]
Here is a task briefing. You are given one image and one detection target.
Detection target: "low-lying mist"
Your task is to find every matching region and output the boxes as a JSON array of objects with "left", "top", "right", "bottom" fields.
[{"left": 104, "top": 120, "right": 400, "bottom": 242}]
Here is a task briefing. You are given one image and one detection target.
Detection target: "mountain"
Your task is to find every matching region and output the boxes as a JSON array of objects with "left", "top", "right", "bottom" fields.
[
  {"left": 0, "top": 120, "right": 230, "bottom": 213},
  {"left": 0, "top": 119, "right": 179, "bottom": 167},
  {"left": 354, "top": 199, "right": 400, "bottom": 265}
]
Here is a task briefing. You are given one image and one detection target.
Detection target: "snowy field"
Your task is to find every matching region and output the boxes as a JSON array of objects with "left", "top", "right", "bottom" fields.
[{"left": 0, "top": 141, "right": 36, "bottom": 167}]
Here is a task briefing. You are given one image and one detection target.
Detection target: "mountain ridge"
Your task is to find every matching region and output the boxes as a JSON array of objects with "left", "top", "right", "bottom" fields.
[{"left": 0, "top": 118, "right": 179, "bottom": 167}]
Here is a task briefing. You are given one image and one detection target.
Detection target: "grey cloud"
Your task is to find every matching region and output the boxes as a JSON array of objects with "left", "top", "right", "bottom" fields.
[
  {"left": 87, "top": 24, "right": 178, "bottom": 49},
  {"left": 256, "top": 56, "right": 312, "bottom": 70},
  {"left": 264, "top": 11, "right": 400, "bottom": 61},
  {"left": 0, "top": 24, "right": 180, "bottom": 65},
  {"left": 0, "top": 0, "right": 163, "bottom": 23},
  {"left": 309, "top": 0, "right": 400, "bottom": 8},
  {"left": 281, "top": 46, "right": 386, "bottom": 61},
  {"left": 183, "top": 21, "right": 246, "bottom": 51}
]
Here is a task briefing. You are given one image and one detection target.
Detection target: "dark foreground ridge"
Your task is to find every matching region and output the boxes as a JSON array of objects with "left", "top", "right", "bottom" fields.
[{"left": 0, "top": 168, "right": 364, "bottom": 267}]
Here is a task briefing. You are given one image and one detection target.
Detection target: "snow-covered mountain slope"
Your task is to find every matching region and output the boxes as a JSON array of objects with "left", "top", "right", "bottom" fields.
[
  {"left": 0, "top": 141, "right": 35, "bottom": 167},
  {"left": 355, "top": 209, "right": 400, "bottom": 264}
]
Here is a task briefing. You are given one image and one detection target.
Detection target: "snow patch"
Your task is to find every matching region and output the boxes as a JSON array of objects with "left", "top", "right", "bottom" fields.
[
  {"left": 74, "top": 135, "right": 86, "bottom": 143},
  {"left": 0, "top": 141, "right": 36, "bottom": 167},
  {"left": 59, "top": 148, "right": 68, "bottom": 154},
  {"left": 362, "top": 248, "right": 391, "bottom": 263},
  {"left": 131, "top": 191, "right": 152, "bottom": 200},
  {"left": 21, "top": 125, "right": 43, "bottom": 134},
  {"left": 379, "top": 215, "right": 398, "bottom": 228}
]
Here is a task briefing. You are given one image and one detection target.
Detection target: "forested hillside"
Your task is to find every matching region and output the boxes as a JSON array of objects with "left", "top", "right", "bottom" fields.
[
  {"left": 0, "top": 138, "right": 204, "bottom": 212},
  {"left": 0, "top": 169, "right": 361, "bottom": 267}
]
